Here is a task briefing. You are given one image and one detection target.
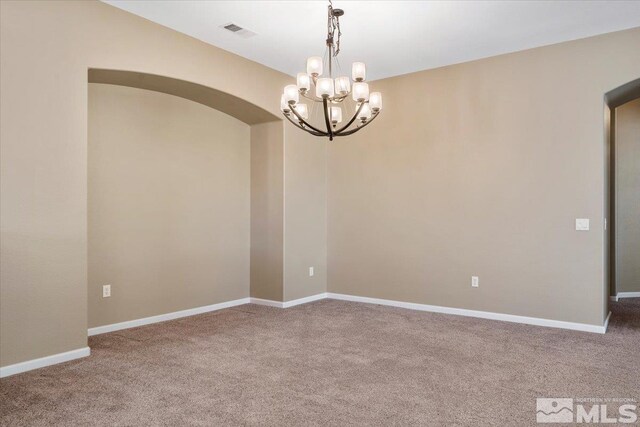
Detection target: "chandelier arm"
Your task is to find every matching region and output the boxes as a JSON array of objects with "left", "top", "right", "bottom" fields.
[
  {"left": 283, "top": 113, "right": 327, "bottom": 136},
  {"left": 331, "top": 93, "right": 350, "bottom": 102},
  {"left": 300, "top": 91, "right": 324, "bottom": 103},
  {"left": 289, "top": 105, "right": 328, "bottom": 134},
  {"left": 322, "top": 97, "right": 334, "bottom": 141},
  {"left": 333, "top": 102, "right": 366, "bottom": 134},
  {"left": 334, "top": 112, "right": 380, "bottom": 136},
  {"left": 296, "top": 89, "right": 351, "bottom": 104}
]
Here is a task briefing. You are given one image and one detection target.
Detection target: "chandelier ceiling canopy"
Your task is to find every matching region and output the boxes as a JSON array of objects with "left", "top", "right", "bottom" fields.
[{"left": 280, "top": 1, "right": 382, "bottom": 141}]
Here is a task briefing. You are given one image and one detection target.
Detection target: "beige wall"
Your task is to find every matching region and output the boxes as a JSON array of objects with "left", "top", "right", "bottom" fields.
[
  {"left": 327, "top": 28, "right": 640, "bottom": 326},
  {"left": 0, "top": 0, "right": 326, "bottom": 368},
  {"left": 284, "top": 130, "right": 328, "bottom": 301},
  {"left": 249, "top": 124, "right": 328, "bottom": 302},
  {"left": 250, "top": 122, "right": 285, "bottom": 301},
  {"left": 88, "top": 83, "right": 250, "bottom": 327},
  {"left": 615, "top": 98, "right": 640, "bottom": 293}
]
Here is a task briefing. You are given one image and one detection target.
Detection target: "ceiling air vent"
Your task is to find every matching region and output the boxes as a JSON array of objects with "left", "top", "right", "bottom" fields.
[
  {"left": 223, "top": 23, "right": 243, "bottom": 32},
  {"left": 221, "top": 23, "right": 256, "bottom": 39}
]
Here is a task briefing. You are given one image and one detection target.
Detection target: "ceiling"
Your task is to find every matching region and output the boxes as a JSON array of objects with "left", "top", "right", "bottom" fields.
[{"left": 103, "top": 1, "right": 640, "bottom": 81}]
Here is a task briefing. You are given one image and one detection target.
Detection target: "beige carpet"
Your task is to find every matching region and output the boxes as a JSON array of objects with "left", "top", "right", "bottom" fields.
[{"left": 1, "top": 298, "right": 639, "bottom": 426}]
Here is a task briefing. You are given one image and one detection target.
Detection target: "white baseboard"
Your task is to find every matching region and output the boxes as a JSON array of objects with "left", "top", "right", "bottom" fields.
[
  {"left": 250, "top": 293, "right": 328, "bottom": 309},
  {"left": 283, "top": 293, "right": 328, "bottom": 308},
  {"left": 326, "top": 293, "right": 610, "bottom": 334},
  {"left": 616, "top": 292, "right": 640, "bottom": 299},
  {"left": 89, "top": 292, "right": 613, "bottom": 336},
  {"left": 89, "top": 293, "right": 327, "bottom": 336},
  {"left": 249, "top": 297, "right": 285, "bottom": 308},
  {"left": 0, "top": 347, "right": 90, "bottom": 378},
  {"left": 610, "top": 295, "right": 619, "bottom": 302},
  {"left": 88, "top": 297, "right": 250, "bottom": 336},
  {"left": 3, "top": 291, "right": 613, "bottom": 378}
]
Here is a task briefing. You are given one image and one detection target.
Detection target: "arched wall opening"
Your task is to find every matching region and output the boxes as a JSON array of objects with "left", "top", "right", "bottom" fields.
[
  {"left": 87, "top": 70, "right": 286, "bottom": 330},
  {"left": 605, "top": 78, "right": 640, "bottom": 302}
]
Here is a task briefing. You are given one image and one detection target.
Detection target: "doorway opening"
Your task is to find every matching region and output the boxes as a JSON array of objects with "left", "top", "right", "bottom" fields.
[{"left": 605, "top": 78, "right": 640, "bottom": 303}]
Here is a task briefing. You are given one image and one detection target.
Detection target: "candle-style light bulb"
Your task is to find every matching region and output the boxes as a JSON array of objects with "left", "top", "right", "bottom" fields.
[
  {"left": 280, "top": 94, "right": 290, "bottom": 113},
  {"left": 335, "top": 77, "right": 351, "bottom": 95},
  {"left": 369, "top": 92, "right": 382, "bottom": 112},
  {"left": 352, "top": 82, "right": 369, "bottom": 102},
  {"left": 294, "top": 103, "right": 309, "bottom": 120},
  {"left": 297, "top": 73, "right": 311, "bottom": 92},
  {"left": 284, "top": 84, "right": 299, "bottom": 104},
  {"left": 316, "top": 78, "right": 335, "bottom": 98},
  {"left": 330, "top": 106, "right": 343, "bottom": 124},
  {"left": 352, "top": 62, "right": 366, "bottom": 82},
  {"left": 358, "top": 103, "right": 372, "bottom": 121},
  {"left": 307, "top": 56, "right": 323, "bottom": 76}
]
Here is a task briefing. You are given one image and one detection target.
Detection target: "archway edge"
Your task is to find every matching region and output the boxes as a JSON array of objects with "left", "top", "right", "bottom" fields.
[
  {"left": 89, "top": 69, "right": 281, "bottom": 125},
  {"left": 604, "top": 77, "right": 640, "bottom": 300},
  {"left": 605, "top": 77, "right": 640, "bottom": 108}
]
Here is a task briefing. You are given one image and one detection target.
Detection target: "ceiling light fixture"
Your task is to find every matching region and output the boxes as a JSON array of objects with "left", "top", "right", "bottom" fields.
[{"left": 280, "top": 1, "right": 382, "bottom": 141}]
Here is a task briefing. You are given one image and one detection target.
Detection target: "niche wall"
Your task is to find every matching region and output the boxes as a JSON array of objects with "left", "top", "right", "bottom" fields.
[{"left": 88, "top": 83, "right": 251, "bottom": 327}]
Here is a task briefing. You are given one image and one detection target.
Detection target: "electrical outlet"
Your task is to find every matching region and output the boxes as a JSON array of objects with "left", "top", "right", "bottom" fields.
[
  {"left": 309, "top": 267, "right": 314, "bottom": 277},
  {"left": 471, "top": 276, "right": 479, "bottom": 288},
  {"left": 103, "top": 284, "right": 111, "bottom": 298}
]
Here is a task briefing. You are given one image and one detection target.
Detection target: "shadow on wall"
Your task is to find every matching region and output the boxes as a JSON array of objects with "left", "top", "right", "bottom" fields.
[{"left": 88, "top": 69, "right": 279, "bottom": 125}]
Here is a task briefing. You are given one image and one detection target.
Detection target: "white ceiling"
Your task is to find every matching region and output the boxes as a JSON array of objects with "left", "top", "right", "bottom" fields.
[{"left": 103, "top": 1, "right": 640, "bottom": 81}]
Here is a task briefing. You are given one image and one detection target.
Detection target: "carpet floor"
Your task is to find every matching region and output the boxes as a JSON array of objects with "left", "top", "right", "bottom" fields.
[{"left": 1, "top": 298, "right": 639, "bottom": 426}]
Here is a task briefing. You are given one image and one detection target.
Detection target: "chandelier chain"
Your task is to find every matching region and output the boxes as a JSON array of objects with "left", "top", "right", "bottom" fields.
[{"left": 328, "top": 0, "right": 342, "bottom": 58}]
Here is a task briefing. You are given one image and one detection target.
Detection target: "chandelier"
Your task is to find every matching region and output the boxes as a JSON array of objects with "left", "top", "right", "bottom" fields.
[{"left": 279, "top": 1, "right": 382, "bottom": 141}]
